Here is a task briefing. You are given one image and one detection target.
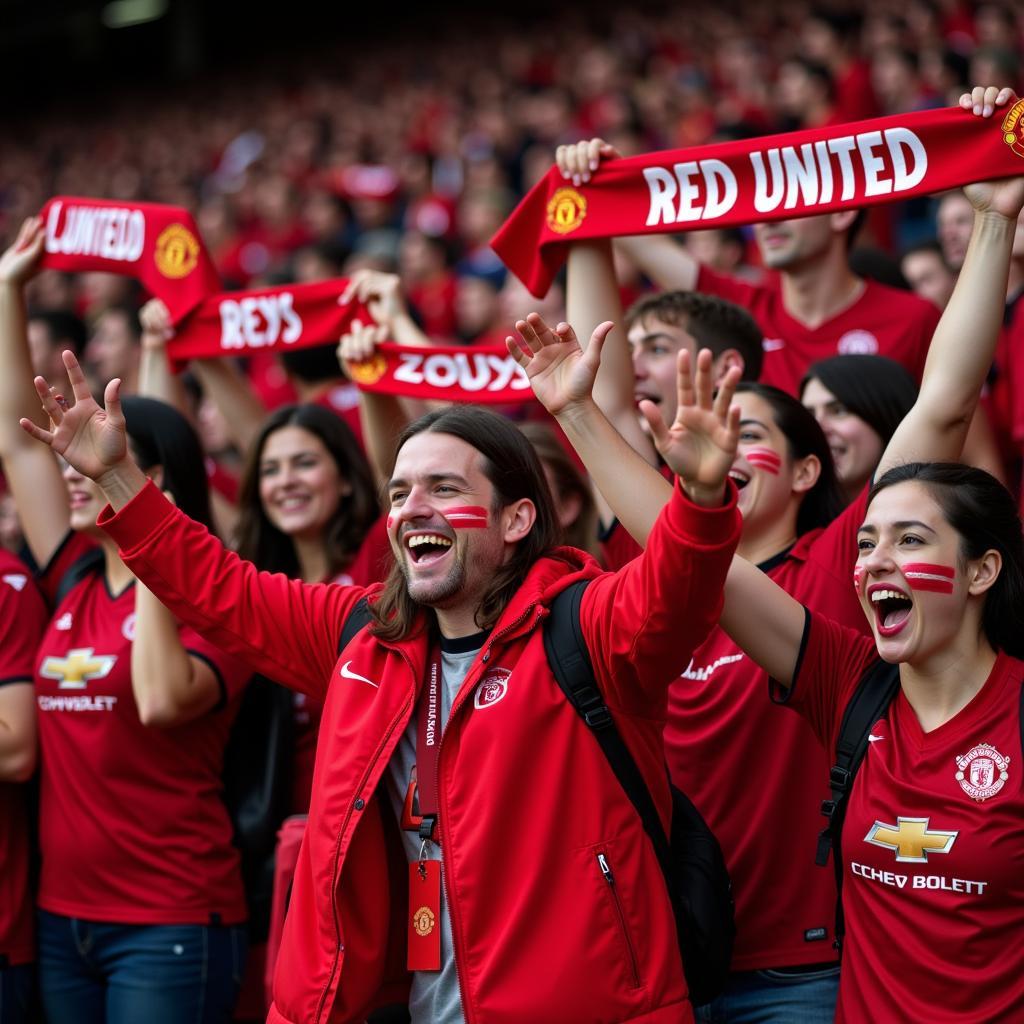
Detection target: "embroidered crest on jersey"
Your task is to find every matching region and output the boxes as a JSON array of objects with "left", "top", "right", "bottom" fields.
[
  {"left": 955, "top": 743, "right": 1009, "bottom": 801},
  {"left": 40, "top": 648, "right": 117, "bottom": 690},
  {"left": 474, "top": 667, "right": 511, "bottom": 710},
  {"left": 121, "top": 613, "right": 136, "bottom": 641}
]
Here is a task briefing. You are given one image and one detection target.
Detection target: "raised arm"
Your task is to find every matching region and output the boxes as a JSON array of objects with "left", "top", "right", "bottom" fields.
[
  {"left": 137, "top": 299, "right": 191, "bottom": 417},
  {"left": 0, "top": 218, "right": 71, "bottom": 566},
  {"left": 878, "top": 86, "right": 1024, "bottom": 477},
  {"left": 20, "top": 350, "right": 361, "bottom": 697}
]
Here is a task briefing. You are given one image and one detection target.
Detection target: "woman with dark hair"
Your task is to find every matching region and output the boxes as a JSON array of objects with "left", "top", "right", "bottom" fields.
[
  {"left": 801, "top": 354, "right": 918, "bottom": 502},
  {"left": 0, "top": 219, "right": 251, "bottom": 1024},
  {"left": 514, "top": 89, "right": 1024, "bottom": 1021},
  {"left": 233, "top": 401, "right": 389, "bottom": 814}
]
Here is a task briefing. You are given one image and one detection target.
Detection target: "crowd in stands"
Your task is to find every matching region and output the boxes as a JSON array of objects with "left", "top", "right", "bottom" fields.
[{"left": 2, "top": 3, "right": 1024, "bottom": 1023}]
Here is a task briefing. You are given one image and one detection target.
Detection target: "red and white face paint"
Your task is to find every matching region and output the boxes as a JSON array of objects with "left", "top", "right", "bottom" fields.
[
  {"left": 744, "top": 446, "right": 782, "bottom": 476},
  {"left": 903, "top": 562, "right": 955, "bottom": 594},
  {"left": 853, "top": 565, "right": 864, "bottom": 592},
  {"left": 442, "top": 506, "right": 489, "bottom": 529}
]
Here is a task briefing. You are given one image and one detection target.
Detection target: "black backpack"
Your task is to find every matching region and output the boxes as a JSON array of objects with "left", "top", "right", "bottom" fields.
[
  {"left": 816, "top": 657, "right": 1024, "bottom": 954},
  {"left": 337, "top": 580, "right": 736, "bottom": 1006}
]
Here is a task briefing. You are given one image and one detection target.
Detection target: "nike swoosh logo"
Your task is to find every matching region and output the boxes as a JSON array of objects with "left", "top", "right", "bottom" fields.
[
  {"left": 868, "top": 734, "right": 884, "bottom": 743},
  {"left": 339, "top": 661, "right": 379, "bottom": 688}
]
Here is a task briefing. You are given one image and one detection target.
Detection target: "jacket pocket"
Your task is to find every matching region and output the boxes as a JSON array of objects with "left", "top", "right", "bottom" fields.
[{"left": 596, "top": 850, "right": 642, "bottom": 989}]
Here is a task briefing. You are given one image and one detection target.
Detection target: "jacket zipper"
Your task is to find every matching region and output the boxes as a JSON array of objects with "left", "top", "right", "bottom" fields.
[
  {"left": 313, "top": 685, "right": 414, "bottom": 1024},
  {"left": 597, "top": 852, "right": 641, "bottom": 988},
  {"left": 433, "top": 603, "right": 540, "bottom": 1023}
]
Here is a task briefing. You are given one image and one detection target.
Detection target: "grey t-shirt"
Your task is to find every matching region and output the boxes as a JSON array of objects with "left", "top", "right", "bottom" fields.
[{"left": 384, "top": 631, "right": 486, "bottom": 1024}]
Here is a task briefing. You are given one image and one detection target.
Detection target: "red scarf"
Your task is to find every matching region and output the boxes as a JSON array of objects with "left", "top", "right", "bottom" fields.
[
  {"left": 167, "top": 279, "right": 371, "bottom": 365},
  {"left": 169, "top": 279, "right": 531, "bottom": 404},
  {"left": 492, "top": 101, "right": 1024, "bottom": 296},
  {"left": 40, "top": 197, "right": 221, "bottom": 323}
]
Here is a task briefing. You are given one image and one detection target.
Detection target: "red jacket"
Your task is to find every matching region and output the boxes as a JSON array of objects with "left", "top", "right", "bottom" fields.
[{"left": 100, "top": 479, "right": 740, "bottom": 1024}]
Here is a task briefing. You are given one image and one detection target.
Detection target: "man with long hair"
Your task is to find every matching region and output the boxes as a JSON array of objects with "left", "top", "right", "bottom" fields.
[{"left": 23, "top": 342, "right": 741, "bottom": 1024}]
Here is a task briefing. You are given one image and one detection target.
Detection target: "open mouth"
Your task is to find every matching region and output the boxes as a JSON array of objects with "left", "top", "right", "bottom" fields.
[
  {"left": 870, "top": 586, "right": 913, "bottom": 637},
  {"left": 405, "top": 533, "right": 454, "bottom": 565},
  {"left": 728, "top": 469, "right": 750, "bottom": 491}
]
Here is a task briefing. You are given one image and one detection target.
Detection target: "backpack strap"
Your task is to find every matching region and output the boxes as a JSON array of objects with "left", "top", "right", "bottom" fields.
[
  {"left": 337, "top": 597, "right": 372, "bottom": 654},
  {"left": 818, "top": 655, "right": 900, "bottom": 953},
  {"left": 543, "top": 580, "right": 673, "bottom": 868}
]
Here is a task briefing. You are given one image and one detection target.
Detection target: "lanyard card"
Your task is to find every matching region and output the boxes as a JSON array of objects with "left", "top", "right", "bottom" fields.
[{"left": 408, "top": 859, "right": 442, "bottom": 971}]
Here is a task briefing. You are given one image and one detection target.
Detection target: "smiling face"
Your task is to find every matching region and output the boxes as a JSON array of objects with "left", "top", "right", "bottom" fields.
[
  {"left": 801, "top": 376, "right": 883, "bottom": 495},
  {"left": 728, "top": 391, "right": 818, "bottom": 543},
  {"left": 64, "top": 460, "right": 107, "bottom": 533},
  {"left": 387, "top": 432, "right": 527, "bottom": 616},
  {"left": 258, "top": 425, "right": 350, "bottom": 541},
  {"left": 855, "top": 481, "right": 988, "bottom": 665},
  {"left": 628, "top": 315, "right": 699, "bottom": 427}
]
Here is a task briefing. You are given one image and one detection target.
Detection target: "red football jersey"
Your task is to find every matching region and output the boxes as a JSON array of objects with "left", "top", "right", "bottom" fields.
[
  {"left": 697, "top": 266, "right": 940, "bottom": 395},
  {"left": 35, "top": 535, "right": 252, "bottom": 925},
  {"left": 0, "top": 551, "right": 47, "bottom": 964},
  {"left": 787, "top": 612, "right": 1024, "bottom": 1022},
  {"left": 662, "top": 489, "right": 870, "bottom": 969},
  {"left": 289, "top": 515, "right": 393, "bottom": 813}
]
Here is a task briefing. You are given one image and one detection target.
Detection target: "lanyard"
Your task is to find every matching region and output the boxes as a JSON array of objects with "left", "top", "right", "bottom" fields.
[{"left": 413, "top": 641, "right": 443, "bottom": 843}]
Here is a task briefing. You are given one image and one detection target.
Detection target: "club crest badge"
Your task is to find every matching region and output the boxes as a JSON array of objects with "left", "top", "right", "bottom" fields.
[
  {"left": 546, "top": 187, "right": 587, "bottom": 235},
  {"left": 1001, "top": 98, "right": 1024, "bottom": 159},
  {"left": 412, "top": 906, "right": 435, "bottom": 937},
  {"left": 154, "top": 223, "right": 200, "bottom": 279},
  {"left": 121, "top": 613, "right": 137, "bottom": 641},
  {"left": 474, "top": 668, "right": 511, "bottom": 710},
  {"left": 955, "top": 743, "right": 1009, "bottom": 801},
  {"left": 346, "top": 352, "right": 388, "bottom": 386}
]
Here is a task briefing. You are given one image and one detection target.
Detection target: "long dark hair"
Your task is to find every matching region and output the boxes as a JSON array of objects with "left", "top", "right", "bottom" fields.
[
  {"left": 235, "top": 404, "right": 378, "bottom": 578},
  {"left": 121, "top": 396, "right": 213, "bottom": 531},
  {"left": 801, "top": 355, "right": 918, "bottom": 447},
  {"left": 370, "top": 406, "right": 562, "bottom": 641},
  {"left": 735, "top": 382, "right": 844, "bottom": 536},
  {"left": 870, "top": 462, "right": 1024, "bottom": 659}
]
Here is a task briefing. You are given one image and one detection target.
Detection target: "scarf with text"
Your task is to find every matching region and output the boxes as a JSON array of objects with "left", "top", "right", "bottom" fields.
[
  {"left": 491, "top": 100, "right": 1024, "bottom": 296},
  {"left": 39, "top": 197, "right": 221, "bottom": 323},
  {"left": 168, "top": 278, "right": 532, "bottom": 403}
]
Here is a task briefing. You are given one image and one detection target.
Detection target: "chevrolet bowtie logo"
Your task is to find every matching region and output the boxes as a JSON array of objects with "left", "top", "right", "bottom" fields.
[
  {"left": 40, "top": 648, "right": 117, "bottom": 690},
  {"left": 864, "top": 816, "right": 958, "bottom": 863}
]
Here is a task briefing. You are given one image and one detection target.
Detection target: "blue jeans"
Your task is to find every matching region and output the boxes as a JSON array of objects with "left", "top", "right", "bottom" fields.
[
  {"left": 0, "top": 962, "right": 34, "bottom": 1024},
  {"left": 37, "top": 911, "right": 246, "bottom": 1024},
  {"left": 695, "top": 964, "right": 840, "bottom": 1024}
]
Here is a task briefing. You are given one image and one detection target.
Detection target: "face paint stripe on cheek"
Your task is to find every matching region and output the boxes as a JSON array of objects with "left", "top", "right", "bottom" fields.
[
  {"left": 387, "top": 515, "right": 395, "bottom": 530},
  {"left": 853, "top": 565, "right": 864, "bottom": 592},
  {"left": 744, "top": 447, "right": 781, "bottom": 475},
  {"left": 903, "top": 562, "right": 955, "bottom": 594},
  {"left": 443, "top": 506, "right": 489, "bottom": 529}
]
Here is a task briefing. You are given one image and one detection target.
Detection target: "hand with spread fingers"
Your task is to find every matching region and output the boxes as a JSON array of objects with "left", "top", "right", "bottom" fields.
[
  {"left": 959, "top": 87, "right": 1024, "bottom": 219},
  {"left": 640, "top": 348, "right": 742, "bottom": 506},
  {"left": 19, "top": 350, "right": 128, "bottom": 481},
  {"left": 506, "top": 312, "right": 613, "bottom": 419}
]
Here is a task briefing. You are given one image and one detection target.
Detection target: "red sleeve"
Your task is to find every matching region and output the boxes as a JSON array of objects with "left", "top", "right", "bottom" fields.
[
  {"left": 696, "top": 264, "right": 765, "bottom": 309},
  {"left": 774, "top": 608, "right": 879, "bottom": 753},
  {"left": 34, "top": 531, "right": 97, "bottom": 608},
  {"left": 181, "top": 626, "right": 253, "bottom": 709},
  {"left": 0, "top": 555, "right": 48, "bottom": 685},
  {"left": 98, "top": 481, "right": 367, "bottom": 701},
  {"left": 580, "top": 479, "right": 742, "bottom": 716}
]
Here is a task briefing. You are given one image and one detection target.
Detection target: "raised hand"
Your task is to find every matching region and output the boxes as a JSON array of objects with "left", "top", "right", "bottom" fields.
[
  {"left": 19, "top": 350, "right": 128, "bottom": 481},
  {"left": 555, "top": 138, "right": 622, "bottom": 187},
  {"left": 340, "top": 269, "right": 407, "bottom": 328},
  {"left": 139, "top": 298, "right": 174, "bottom": 351},
  {"left": 640, "top": 348, "right": 741, "bottom": 505},
  {"left": 506, "top": 312, "right": 613, "bottom": 417},
  {"left": 0, "top": 216, "right": 46, "bottom": 286},
  {"left": 959, "top": 87, "right": 1024, "bottom": 219},
  {"left": 337, "top": 317, "right": 388, "bottom": 367}
]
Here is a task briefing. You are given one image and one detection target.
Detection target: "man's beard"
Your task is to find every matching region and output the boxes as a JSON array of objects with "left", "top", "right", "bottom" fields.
[{"left": 400, "top": 548, "right": 467, "bottom": 608}]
